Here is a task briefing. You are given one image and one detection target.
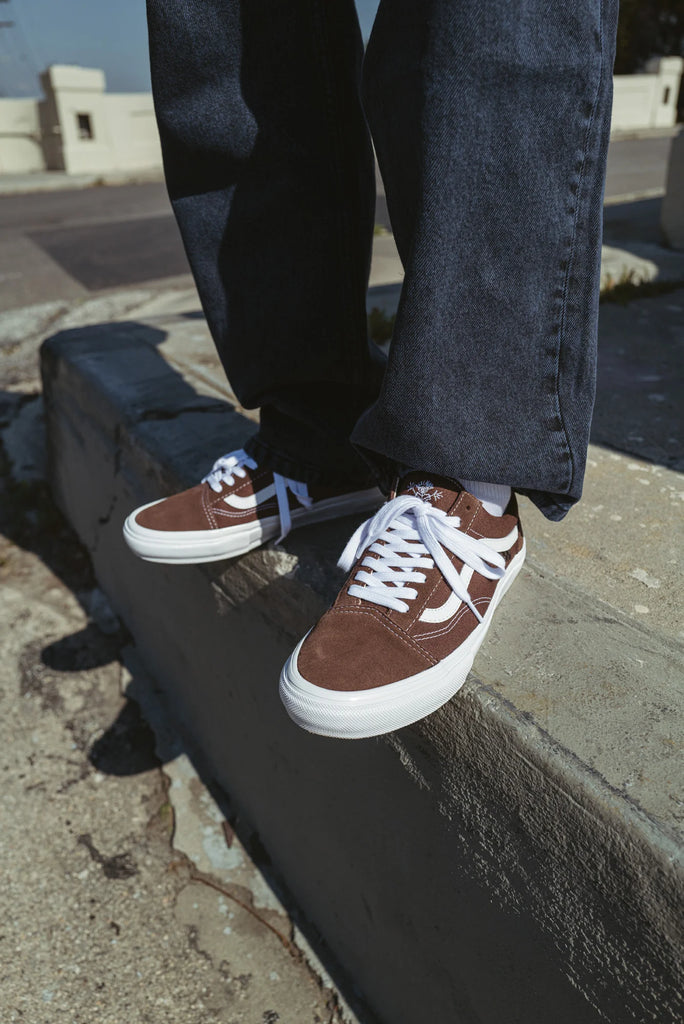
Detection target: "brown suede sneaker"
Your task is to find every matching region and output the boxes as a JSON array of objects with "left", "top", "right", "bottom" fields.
[
  {"left": 280, "top": 473, "right": 525, "bottom": 738},
  {"left": 123, "top": 449, "right": 383, "bottom": 564}
]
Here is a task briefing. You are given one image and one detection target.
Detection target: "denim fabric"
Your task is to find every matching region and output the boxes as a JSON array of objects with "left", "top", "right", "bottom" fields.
[{"left": 146, "top": 0, "right": 618, "bottom": 519}]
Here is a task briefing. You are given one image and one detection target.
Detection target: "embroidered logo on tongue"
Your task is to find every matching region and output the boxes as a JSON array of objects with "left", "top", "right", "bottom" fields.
[{"left": 406, "top": 480, "right": 443, "bottom": 504}]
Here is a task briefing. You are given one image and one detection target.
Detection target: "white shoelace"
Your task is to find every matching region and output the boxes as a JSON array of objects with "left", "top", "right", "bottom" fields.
[
  {"left": 338, "top": 495, "right": 506, "bottom": 622},
  {"left": 202, "top": 449, "right": 312, "bottom": 543}
]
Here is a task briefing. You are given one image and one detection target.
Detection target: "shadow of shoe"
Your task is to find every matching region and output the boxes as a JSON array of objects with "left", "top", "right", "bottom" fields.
[{"left": 89, "top": 699, "right": 160, "bottom": 776}]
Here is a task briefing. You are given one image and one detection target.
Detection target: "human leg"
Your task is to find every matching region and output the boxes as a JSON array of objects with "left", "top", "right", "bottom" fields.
[
  {"left": 145, "top": 0, "right": 382, "bottom": 487},
  {"left": 354, "top": 0, "right": 619, "bottom": 520},
  {"left": 281, "top": 0, "right": 619, "bottom": 736},
  {"left": 125, "top": 1, "right": 388, "bottom": 562}
]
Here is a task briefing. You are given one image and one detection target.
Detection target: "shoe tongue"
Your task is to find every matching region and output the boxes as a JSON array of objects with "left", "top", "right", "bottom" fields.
[{"left": 397, "top": 472, "right": 463, "bottom": 514}]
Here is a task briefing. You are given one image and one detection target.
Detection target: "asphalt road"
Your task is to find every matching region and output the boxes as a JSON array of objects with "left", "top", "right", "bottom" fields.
[
  {"left": 0, "top": 183, "right": 188, "bottom": 313},
  {"left": 604, "top": 133, "right": 675, "bottom": 201},
  {"left": 0, "top": 133, "right": 676, "bottom": 315}
]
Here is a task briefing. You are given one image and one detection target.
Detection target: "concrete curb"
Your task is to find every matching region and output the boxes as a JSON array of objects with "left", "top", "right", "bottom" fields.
[{"left": 41, "top": 319, "right": 683, "bottom": 1024}]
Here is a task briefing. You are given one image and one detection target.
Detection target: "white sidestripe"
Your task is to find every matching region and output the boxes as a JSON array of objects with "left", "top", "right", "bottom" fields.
[
  {"left": 224, "top": 483, "right": 276, "bottom": 510},
  {"left": 418, "top": 527, "right": 517, "bottom": 624},
  {"left": 481, "top": 525, "right": 518, "bottom": 552},
  {"left": 419, "top": 566, "right": 474, "bottom": 623}
]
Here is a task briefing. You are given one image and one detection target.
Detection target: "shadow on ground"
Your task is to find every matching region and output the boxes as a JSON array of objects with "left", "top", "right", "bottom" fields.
[
  {"left": 0, "top": 387, "right": 162, "bottom": 781},
  {"left": 0, "top": 334, "right": 381, "bottom": 1024}
]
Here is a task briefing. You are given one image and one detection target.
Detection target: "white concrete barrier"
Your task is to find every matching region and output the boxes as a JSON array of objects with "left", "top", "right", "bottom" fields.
[
  {"left": 0, "top": 97, "right": 45, "bottom": 173},
  {"left": 612, "top": 57, "right": 683, "bottom": 134},
  {"left": 0, "top": 65, "right": 162, "bottom": 177}
]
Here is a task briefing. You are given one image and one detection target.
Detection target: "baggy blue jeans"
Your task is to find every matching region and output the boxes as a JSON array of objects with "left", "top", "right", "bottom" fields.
[{"left": 146, "top": 0, "right": 618, "bottom": 520}]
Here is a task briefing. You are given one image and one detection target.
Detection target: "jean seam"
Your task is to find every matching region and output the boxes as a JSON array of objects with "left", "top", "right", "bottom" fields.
[{"left": 553, "top": 0, "right": 604, "bottom": 497}]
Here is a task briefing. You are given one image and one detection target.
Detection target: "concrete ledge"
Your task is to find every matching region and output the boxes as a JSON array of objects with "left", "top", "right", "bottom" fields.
[{"left": 41, "top": 314, "right": 683, "bottom": 1024}]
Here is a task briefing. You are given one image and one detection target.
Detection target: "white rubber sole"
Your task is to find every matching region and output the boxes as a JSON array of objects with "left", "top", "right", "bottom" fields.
[
  {"left": 122, "top": 487, "right": 384, "bottom": 564},
  {"left": 279, "top": 543, "right": 526, "bottom": 739}
]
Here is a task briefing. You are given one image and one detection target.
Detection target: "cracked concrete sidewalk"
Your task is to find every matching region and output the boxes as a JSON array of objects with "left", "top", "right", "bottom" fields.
[{"left": 0, "top": 287, "right": 361, "bottom": 1024}]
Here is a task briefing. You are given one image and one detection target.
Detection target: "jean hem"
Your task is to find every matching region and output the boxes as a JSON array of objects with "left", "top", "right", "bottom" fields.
[
  {"left": 244, "top": 433, "right": 378, "bottom": 489},
  {"left": 351, "top": 431, "right": 577, "bottom": 522}
]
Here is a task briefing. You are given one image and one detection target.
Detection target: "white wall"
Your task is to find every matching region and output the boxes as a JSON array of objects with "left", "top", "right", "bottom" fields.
[
  {"left": 103, "top": 93, "right": 163, "bottom": 172},
  {"left": 0, "top": 98, "right": 46, "bottom": 173},
  {"left": 18, "top": 65, "right": 164, "bottom": 177},
  {"left": 43, "top": 65, "right": 119, "bottom": 175},
  {"left": 646, "top": 56, "right": 683, "bottom": 128},
  {"left": 612, "top": 56, "right": 683, "bottom": 134},
  {"left": 612, "top": 74, "right": 659, "bottom": 132}
]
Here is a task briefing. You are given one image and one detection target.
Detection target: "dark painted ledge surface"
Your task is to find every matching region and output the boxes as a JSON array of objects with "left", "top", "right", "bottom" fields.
[{"left": 40, "top": 312, "right": 683, "bottom": 1024}]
